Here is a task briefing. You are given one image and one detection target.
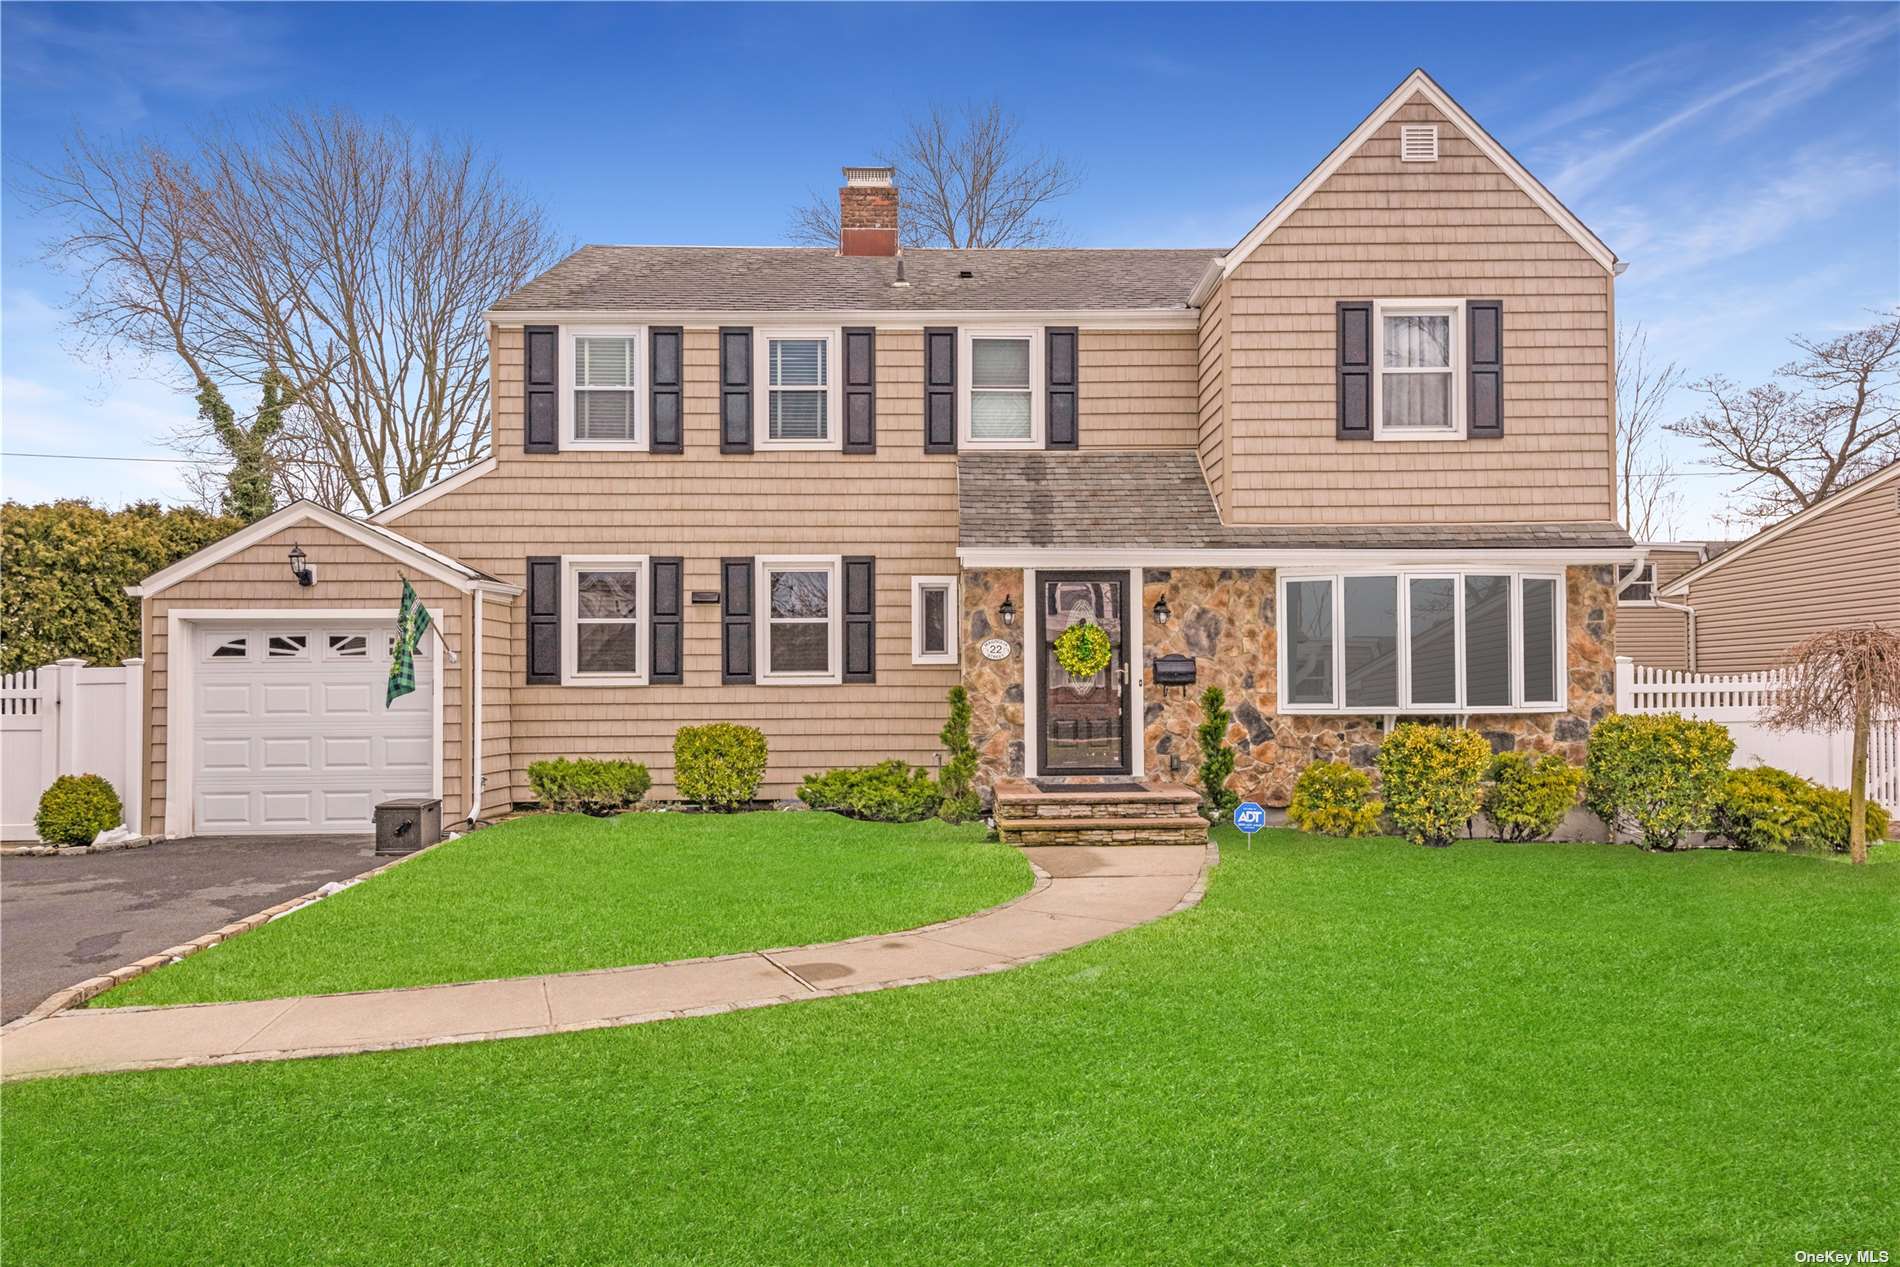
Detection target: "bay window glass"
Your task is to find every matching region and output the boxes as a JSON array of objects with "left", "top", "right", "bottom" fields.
[
  {"left": 573, "top": 336, "right": 638, "bottom": 442},
  {"left": 1342, "top": 575, "right": 1399, "bottom": 709},
  {"left": 767, "top": 336, "right": 830, "bottom": 442},
  {"left": 969, "top": 337, "right": 1033, "bottom": 440},
  {"left": 1520, "top": 577, "right": 1559, "bottom": 705},
  {"left": 1463, "top": 574, "right": 1513, "bottom": 708},
  {"left": 1406, "top": 577, "right": 1458, "bottom": 707},
  {"left": 1285, "top": 578, "right": 1335, "bottom": 706}
]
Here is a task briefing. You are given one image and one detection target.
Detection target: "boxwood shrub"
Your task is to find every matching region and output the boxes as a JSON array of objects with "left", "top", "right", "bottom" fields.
[
  {"left": 798, "top": 760, "right": 940, "bottom": 823},
  {"left": 1287, "top": 761, "right": 1383, "bottom": 837},
  {"left": 35, "top": 773, "right": 123, "bottom": 845},
  {"left": 1483, "top": 751, "right": 1584, "bottom": 842},
  {"left": 1374, "top": 723, "right": 1490, "bottom": 847},
  {"left": 673, "top": 723, "right": 769, "bottom": 810},
  {"left": 527, "top": 758, "right": 651, "bottom": 816},
  {"left": 1584, "top": 713, "right": 1735, "bottom": 850}
]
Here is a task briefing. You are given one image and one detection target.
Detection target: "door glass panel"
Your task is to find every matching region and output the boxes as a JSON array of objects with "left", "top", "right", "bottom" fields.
[{"left": 1042, "top": 577, "right": 1125, "bottom": 773}]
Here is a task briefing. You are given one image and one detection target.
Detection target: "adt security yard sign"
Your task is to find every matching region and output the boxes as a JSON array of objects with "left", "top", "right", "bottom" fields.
[{"left": 1234, "top": 801, "right": 1266, "bottom": 843}]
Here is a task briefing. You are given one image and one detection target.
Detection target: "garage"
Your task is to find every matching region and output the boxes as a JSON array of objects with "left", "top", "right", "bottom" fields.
[{"left": 189, "top": 620, "right": 436, "bottom": 834}]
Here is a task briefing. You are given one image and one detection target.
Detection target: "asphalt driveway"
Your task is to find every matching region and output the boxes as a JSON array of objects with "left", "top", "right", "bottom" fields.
[{"left": 0, "top": 836, "right": 385, "bottom": 1022}]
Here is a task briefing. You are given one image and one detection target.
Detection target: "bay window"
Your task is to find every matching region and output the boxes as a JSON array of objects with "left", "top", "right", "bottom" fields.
[
  {"left": 563, "top": 327, "right": 643, "bottom": 447},
  {"left": 1279, "top": 570, "right": 1565, "bottom": 712},
  {"left": 759, "top": 556, "right": 841, "bottom": 683},
  {"left": 757, "top": 330, "right": 838, "bottom": 449}
]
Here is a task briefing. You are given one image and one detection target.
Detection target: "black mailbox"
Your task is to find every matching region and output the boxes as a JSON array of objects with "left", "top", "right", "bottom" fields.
[{"left": 1152, "top": 654, "right": 1198, "bottom": 686}]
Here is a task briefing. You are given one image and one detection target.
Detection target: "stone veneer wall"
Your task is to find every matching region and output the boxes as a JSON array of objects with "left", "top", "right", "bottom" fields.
[{"left": 960, "top": 568, "right": 1027, "bottom": 797}]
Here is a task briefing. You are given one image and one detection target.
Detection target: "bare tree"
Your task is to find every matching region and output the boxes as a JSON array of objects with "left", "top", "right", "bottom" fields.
[
  {"left": 1765, "top": 626, "right": 1900, "bottom": 864},
  {"left": 788, "top": 101, "right": 1079, "bottom": 249},
  {"left": 31, "top": 111, "right": 564, "bottom": 515},
  {"left": 1667, "top": 310, "right": 1900, "bottom": 523},
  {"left": 1615, "top": 324, "right": 1685, "bottom": 540}
]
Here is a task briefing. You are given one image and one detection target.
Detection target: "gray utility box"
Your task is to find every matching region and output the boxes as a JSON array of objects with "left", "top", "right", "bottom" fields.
[{"left": 374, "top": 798, "right": 442, "bottom": 855}]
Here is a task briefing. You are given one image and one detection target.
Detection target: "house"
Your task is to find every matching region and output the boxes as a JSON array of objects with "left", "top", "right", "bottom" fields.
[
  {"left": 1652, "top": 462, "right": 1900, "bottom": 673},
  {"left": 130, "top": 69, "right": 1641, "bottom": 838},
  {"left": 1613, "top": 541, "right": 1732, "bottom": 670}
]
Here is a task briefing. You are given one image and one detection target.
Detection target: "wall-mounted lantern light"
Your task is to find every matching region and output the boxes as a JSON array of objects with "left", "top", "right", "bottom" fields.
[
  {"left": 998, "top": 595, "right": 1016, "bottom": 628},
  {"left": 288, "top": 544, "right": 316, "bottom": 588},
  {"left": 1153, "top": 595, "right": 1172, "bottom": 626}
]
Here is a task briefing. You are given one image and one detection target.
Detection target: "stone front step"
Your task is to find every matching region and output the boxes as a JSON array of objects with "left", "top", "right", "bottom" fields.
[
  {"left": 990, "top": 779, "right": 1210, "bottom": 846},
  {"left": 995, "top": 815, "right": 1210, "bottom": 847}
]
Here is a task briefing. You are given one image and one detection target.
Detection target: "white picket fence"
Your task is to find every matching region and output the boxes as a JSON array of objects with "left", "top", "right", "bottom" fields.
[
  {"left": 1615, "top": 656, "right": 1900, "bottom": 806},
  {"left": 0, "top": 659, "right": 144, "bottom": 842}
]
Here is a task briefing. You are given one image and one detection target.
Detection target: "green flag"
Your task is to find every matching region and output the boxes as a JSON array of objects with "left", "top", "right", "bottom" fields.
[{"left": 387, "top": 579, "right": 433, "bottom": 706}]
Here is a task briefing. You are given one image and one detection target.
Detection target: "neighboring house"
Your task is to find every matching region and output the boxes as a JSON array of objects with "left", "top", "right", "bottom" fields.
[
  {"left": 130, "top": 69, "right": 1642, "bottom": 838},
  {"left": 1654, "top": 461, "right": 1900, "bottom": 673},
  {"left": 1614, "top": 541, "right": 1732, "bottom": 670}
]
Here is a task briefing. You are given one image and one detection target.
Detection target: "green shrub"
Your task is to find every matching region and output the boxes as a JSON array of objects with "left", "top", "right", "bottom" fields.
[
  {"left": 1710, "top": 766, "right": 1818, "bottom": 852},
  {"left": 527, "top": 758, "right": 651, "bottom": 816},
  {"left": 937, "top": 686, "right": 983, "bottom": 823},
  {"left": 1196, "top": 685, "right": 1239, "bottom": 823},
  {"left": 673, "top": 723, "right": 769, "bottom": 810},
  {"left": 1483, "top": 751, "right": 1585, "bottom": 842},
  {"left": 798, "top": 760, "right": 940, "bottom": 822},
  {"left": 1374, "top": 723, "right": 1490, "bottom": 847},
  {"left": 35, "top": 773, "right": 124, "bottom": 846},
  {"left": 1287, "top": 761, "right": 1383, "bottom": 837},
  {"left": 1807, "top": 784, "right": 1891, "bottom": 852},
  {"left": 1584, "top": 713, "right": 1735, "bottom": 850}
]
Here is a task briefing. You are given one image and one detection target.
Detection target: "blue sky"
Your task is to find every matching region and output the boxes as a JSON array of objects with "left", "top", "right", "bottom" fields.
[{"left": 3, "top": 1, "right": 1896, "bottom": 536}]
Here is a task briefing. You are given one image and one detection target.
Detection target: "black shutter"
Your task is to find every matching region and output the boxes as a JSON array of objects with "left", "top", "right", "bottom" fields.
[
  {"left": 649, "top": 327, "right": 684, "bottom": 454},
  {"left": 842, "top": 556, "right": 876, "bottom": 683},
  {"left": 1468, "top": 300, "right": 1504, "bottom": 440},
  {"left": 649, "top": 556, "right": 683, "bottom": 683},
  {"left": 1336, "top": 302, "right": 1373, "bottom": 440},
  {"left": 842, "top": 327, "right": 877, "bottom": 453},
  {"left": 720, "top": 557, "right": 754, "bottom": 683},
  {"left": 1046, "top": 326, "right": 1079, "bottom": 449},
  {"left": 924, "top": 327, "right": 957, "bottom": 453},
  {"left": 719, "top": 327, "right": 753, "bottom": 454},
  {"left": 524, "top": 326, "right": 559, "bottom": 453},
  {"left": 525, "top": 556, "right": 561, "bottom": 684}
]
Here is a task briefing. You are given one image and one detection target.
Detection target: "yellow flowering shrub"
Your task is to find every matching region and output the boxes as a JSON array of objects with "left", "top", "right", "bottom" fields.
[
  {"left": 1583, "top": 713, "right": 1735, "bottom": 850},
  {"left": 1374, "top": 723, "right": 1490, "bottom": 847},
  {"left": 1287, "top": 761, "right": 1383, "bottom": 837}
]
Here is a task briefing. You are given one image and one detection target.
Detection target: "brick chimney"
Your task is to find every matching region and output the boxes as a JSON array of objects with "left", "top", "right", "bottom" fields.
[{"left": 839, "top": 166, "right": 898, "bottom": 257}]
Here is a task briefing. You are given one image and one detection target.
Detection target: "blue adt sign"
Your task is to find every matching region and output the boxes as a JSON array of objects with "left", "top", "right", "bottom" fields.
[{"left": 1233, "top": 801, "right": 1266, "bottom": 835}]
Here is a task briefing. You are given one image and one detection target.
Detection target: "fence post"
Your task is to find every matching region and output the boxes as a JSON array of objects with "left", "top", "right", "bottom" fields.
[
  {"left": 121, "top": 658, "right": 144, "bottom": 834},
  {"left": 1614, "top": 655, "right": 1633, "bottom": 714},
  {"left": 52, "top": 658, "right": 85, "bottom": 779}
]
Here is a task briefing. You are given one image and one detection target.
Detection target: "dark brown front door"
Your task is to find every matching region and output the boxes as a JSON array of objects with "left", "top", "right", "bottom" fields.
[{"left": 1037, "top": 572, "right": 1131, "bottom": 776}]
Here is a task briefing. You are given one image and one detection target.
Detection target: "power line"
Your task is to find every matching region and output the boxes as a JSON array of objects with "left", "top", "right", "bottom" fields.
[{"left": 2, "top": 451, "right": 198, "bottom": 465}]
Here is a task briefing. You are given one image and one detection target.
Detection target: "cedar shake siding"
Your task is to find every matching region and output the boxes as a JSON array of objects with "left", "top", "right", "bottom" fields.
[
  {"left": 1215, "top": 94, "right": 1614, "bottom": 526},
  {"left": 1196, "top": 279, "right": 1231, "bottom": 514},
  {"left": 1615, "top": 547, "right": 1701, "bottom": 670},
  {"left": 1672, "top": 473, "right": 1900, "bottom": 674}
]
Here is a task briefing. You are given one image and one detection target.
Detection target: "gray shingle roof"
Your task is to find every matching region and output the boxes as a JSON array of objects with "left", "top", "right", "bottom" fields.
[
  {"left": 492, "top": 246, "right": 1218, "bottom": 313},
  {"left": 958, "top": 451, "right": 1637, "bottom": 552}
]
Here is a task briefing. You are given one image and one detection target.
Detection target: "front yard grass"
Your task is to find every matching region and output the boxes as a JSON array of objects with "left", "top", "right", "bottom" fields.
[
  {"left": 8, "top": 830, "right": 1895, "bottom": 1264},
  {"left": 95, "top": 810, "right": 1031, "bottom": 1007}
]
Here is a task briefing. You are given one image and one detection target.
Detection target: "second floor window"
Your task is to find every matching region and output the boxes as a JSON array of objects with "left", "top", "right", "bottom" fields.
[
  {"left": 1375, "top": 302, "right": 1462, "bottom": 439},
  {"left": 759, "top": 331, "right": 838, "bottom": 449},
  {"left": 962, "top": 328, "right": 1042, "bottom": 447},
  {"left": 565, "top": 326, "right": 643, "bottom": 448}
]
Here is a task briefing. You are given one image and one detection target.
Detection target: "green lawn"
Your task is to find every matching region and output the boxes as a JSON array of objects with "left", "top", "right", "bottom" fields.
[
  {"left": 8, "top": 830, "right": 1895, "bottom": 1265},
  {"left": 95, "top": 811, "right": 1031, "bottom": 1007}
]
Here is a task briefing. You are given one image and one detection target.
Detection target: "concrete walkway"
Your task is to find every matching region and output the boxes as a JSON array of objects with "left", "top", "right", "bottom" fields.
[{"left": 0, "top": 844, "right": 1212, "bottom": 1081}]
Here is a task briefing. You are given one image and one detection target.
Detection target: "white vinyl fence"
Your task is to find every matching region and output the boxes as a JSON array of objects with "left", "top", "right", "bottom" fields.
[
  {"left": 1, "top": 659, "right": 143, "bottom": 842},
  {"left": 1615, "top": 656, "right": 1900, "bottom": 806}
]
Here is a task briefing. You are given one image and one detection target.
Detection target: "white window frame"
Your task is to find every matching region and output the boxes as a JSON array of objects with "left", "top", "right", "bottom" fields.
[
  {"left": 910, "top": 574, "right": 959, "bottom": 665},
  {"left": 1371, "top": 300, "right": 1464, "bottom": 441},
  {"left": 561, "top": 554, "right": 648, "bottom": 687},
  {"left": 1615, "top": 561, "right": 1656, "bottom": 606},
  {"left": 755, "top": 327, "right": 842, "bottom": 451},
  {"left": 561, "top": 325, "right": 645, "bottom": 451},
  {"left": 959, "top": 326, "right": 1044, "bottom": 449},
  {"left": 757, "top": 555, "right": 843, "bottom": 685},
  {"left": 1276, "top": 568, "right": 1566, "bottom": 716}
]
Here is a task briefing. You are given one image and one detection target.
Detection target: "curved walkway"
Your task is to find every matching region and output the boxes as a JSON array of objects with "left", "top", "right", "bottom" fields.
[{"left": 0, "top": 844, "right": 1213, "bottom": 1081}]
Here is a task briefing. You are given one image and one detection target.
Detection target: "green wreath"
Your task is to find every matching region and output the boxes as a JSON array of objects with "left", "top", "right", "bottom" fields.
[{"left": 1053, "top": 620, "right": 1114, "bottom": 679}]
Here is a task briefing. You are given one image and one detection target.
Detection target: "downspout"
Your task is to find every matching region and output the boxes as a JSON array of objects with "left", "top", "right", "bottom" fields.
[
  {"left": 467, "top": 591, "right": 484, "bottom": 826},
  {"left": 1652, "top": 597, "right": 1697, "bottom": 671}
]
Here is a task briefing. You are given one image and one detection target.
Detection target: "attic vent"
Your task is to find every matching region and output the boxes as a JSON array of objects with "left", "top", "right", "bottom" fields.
[
  {"left": 958, "top": 269, "right": 974, "bottom": 279},
  {"left": 1400, "top": 124, "right": 1439, "bottom": 163}
]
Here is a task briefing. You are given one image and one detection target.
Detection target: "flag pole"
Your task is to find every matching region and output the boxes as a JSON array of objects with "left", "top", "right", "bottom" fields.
[{"left": 399, "top": 574, "right": 460, "bottom": 665}]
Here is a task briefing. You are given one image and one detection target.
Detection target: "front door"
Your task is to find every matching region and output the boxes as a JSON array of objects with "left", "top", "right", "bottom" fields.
[{"left": 1037, "top": 572, "right": 1131, "bottom": 776}]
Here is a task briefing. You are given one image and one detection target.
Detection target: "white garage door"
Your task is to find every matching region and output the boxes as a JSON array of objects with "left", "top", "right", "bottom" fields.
[{"left": 192, "top": 622, "right": 435, "bottom": 834}]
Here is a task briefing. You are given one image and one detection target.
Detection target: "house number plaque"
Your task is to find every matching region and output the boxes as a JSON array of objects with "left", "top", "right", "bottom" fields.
[{"left": 980, "top": 638, "right": 1011, "bottom": 661}]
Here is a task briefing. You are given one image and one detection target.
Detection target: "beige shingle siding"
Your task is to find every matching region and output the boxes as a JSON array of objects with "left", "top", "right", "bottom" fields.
[
  {"left": 1078, "top": 330, "right": 1200, "bottom": 449},
  {"left": 480, "top": 593, "right": 514, "bottom": 816},
  {"left": 1679, "top": 479, "right": 1900, "bottom": 673},
  {"left": 141, "top": 523, "right": 469, "bottom": 834},
  {"left": 388, "top": 328, "right": 962, "bottom": 800},
  {"left": 1615, "top": 548, "right": 1701, "bottom": 670},
  {"left": 1219, "top": 95, "right": 1614, "bottom": 526},
  {"left": 1196, "top": 280, "right": 1229, "bottom": 514}
]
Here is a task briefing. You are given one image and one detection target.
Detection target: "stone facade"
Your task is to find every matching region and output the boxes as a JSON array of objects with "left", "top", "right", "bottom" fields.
[{"left": 961, "top": 562, "right": 1617, "bottom": 809}]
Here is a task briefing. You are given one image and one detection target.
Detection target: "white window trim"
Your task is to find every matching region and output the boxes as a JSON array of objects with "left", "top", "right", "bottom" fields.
[
  {"left": 758, "top": 555, "right": 843, "bottom": 685},
  {"left": 561, "top": 555, "right": 648, "bottom": 687},
  {"left": 1615, "top": 561, "right": 1657, "bottom": 606},
  {"left": 1276, "top": 568, "right": 1567, "bottom": 716},
  {"left": 1371, "top": 300, "right": 1464, "bottom": 441},
  {"left": 959, "top": 326, "right": 1044, "bottom": 449},
  {"left": 561, "top": 325, "right": 645, "bottom": 450},
  {"left": 755, "top": 327, "right": 842, "bottom": 451},
  {"left": 910, "top": 574, "right": 959, "bottom": 665}
]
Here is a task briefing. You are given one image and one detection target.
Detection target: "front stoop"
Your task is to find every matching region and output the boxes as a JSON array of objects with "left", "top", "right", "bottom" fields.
[{"left": 992, "top": 779, "right": 1209, "bottom": 846}]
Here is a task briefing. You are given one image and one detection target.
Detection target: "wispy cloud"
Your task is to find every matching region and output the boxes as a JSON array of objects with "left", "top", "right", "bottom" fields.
[{"left": 1546, "top": 10, "right": 1900, "bottom": 199}]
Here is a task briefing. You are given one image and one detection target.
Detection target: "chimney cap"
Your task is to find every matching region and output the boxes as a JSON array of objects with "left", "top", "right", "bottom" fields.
[{"left": 842, "top": 165, "right": 894, "bottom": 188}]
